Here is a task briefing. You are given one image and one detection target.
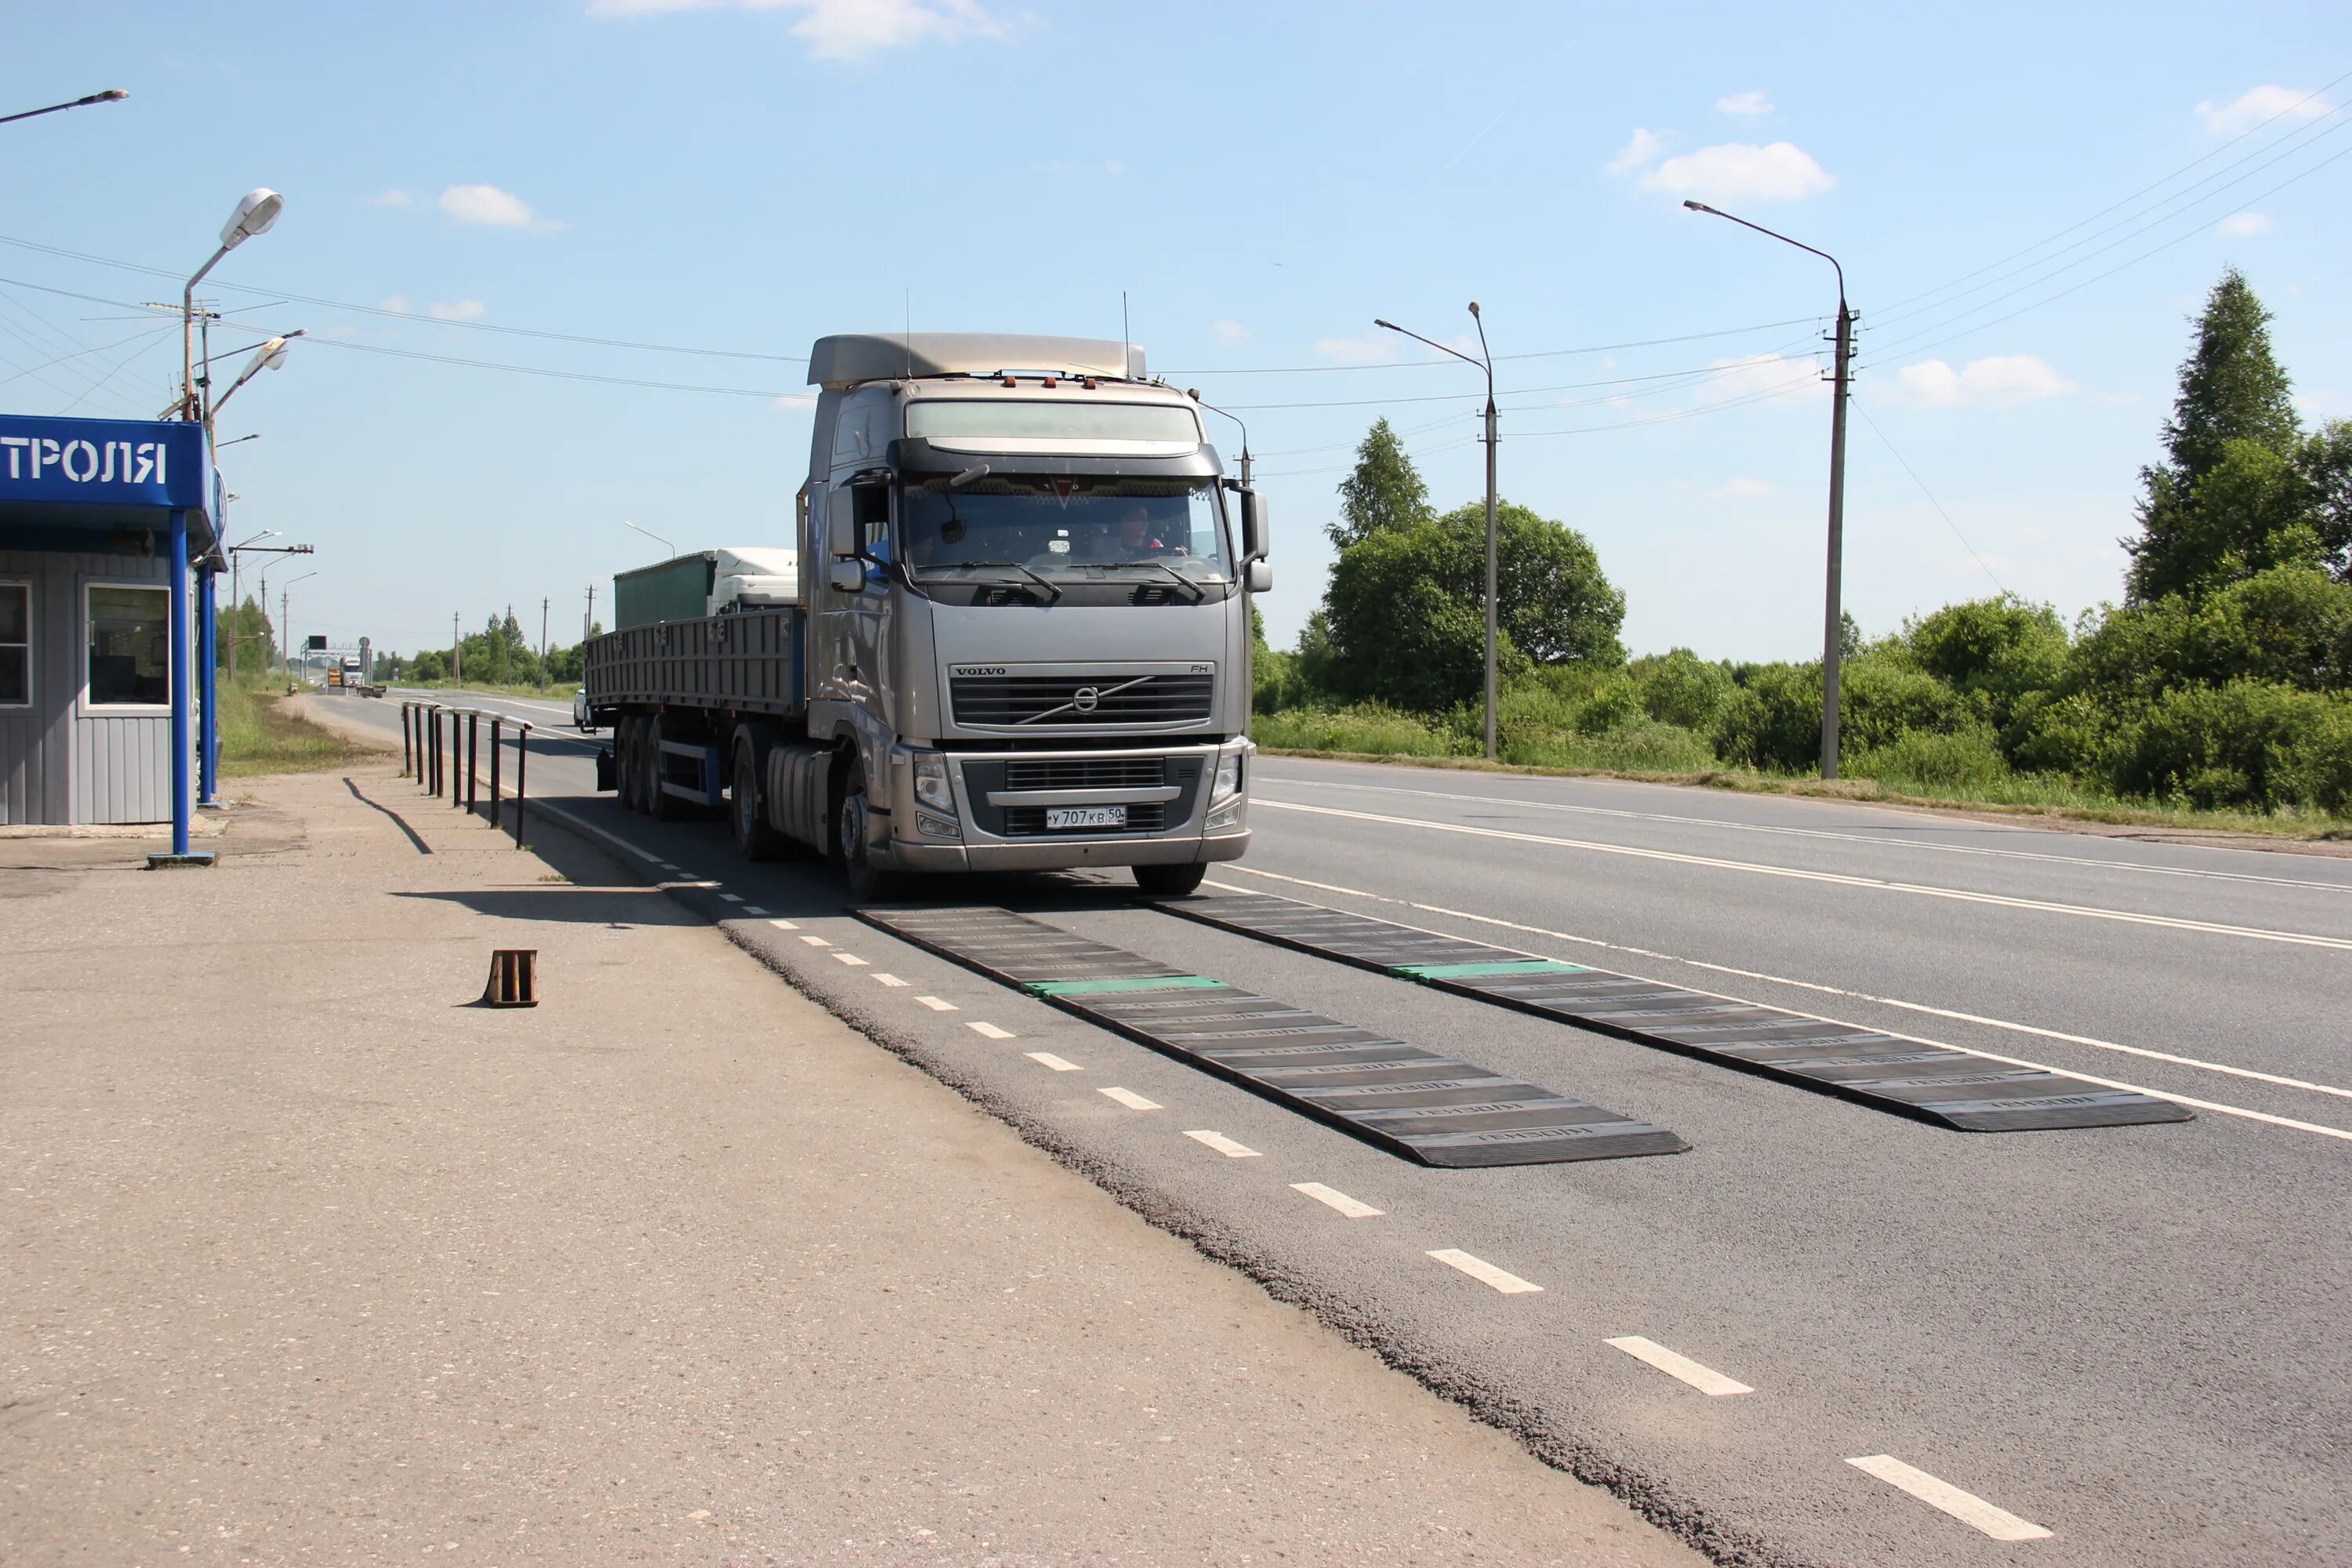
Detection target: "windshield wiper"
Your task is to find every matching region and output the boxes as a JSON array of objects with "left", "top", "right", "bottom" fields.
[
  {"left": 913, "top": 561, "right": 1062, "bottom": 603},
  {"left": 1102, "top": 561, "right": 1207, "bottom": 602}
]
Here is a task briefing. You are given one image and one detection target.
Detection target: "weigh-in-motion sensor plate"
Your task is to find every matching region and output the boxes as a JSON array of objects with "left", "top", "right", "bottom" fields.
[
  {"left": 1159, "top": 893, "right": 2193, "bottom": 1134},
  {"left": 856, "top": 906, "right": 1687, "bottom": 1167}
]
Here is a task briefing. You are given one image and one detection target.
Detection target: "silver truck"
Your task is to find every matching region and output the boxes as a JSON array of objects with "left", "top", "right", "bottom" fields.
[{"left": 582, "top": 332, "right": 1269, "bottom": 898}]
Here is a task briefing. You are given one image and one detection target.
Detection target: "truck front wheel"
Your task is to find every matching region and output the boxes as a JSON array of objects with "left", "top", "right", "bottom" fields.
[
  {"left": 1132, "top": 862, "right": 1207, "bottom": 897},
  {"left": 835, "top": 761, "right": 901, "bottom": 903}
]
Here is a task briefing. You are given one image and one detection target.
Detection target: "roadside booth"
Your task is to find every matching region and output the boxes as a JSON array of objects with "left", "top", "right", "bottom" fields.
[{"left": 0, "top": 414, "right": 219, "bottom": 864}]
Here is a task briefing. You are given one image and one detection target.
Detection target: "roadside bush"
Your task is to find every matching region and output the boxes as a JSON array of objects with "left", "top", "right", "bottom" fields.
[
  {"left": 1254, "top": 703, "right": 1467, "bottom": 757},
  {"left": 1713, "top": 662, "right": 1819, "bottom": 771},
  {"left": 1849, "top": 724, "right": 2013, "bottom": 792},
  {"left": 2103, "top": 679, "right": 2328, "bottom": 810},
  {"left": 2278, "top": 699, "right": 2352, "bottom": 814},
  {"left": 1505, "top": 719, "right": 1718, "bottom": 774},
  {"left": 1631, "top": 648, "right": 1735, "bottom": 732}
]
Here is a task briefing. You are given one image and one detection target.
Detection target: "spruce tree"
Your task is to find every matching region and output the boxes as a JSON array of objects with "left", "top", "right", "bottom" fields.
[{"left": 1327, "top": 417, "right": 1435, "bottom": 550}]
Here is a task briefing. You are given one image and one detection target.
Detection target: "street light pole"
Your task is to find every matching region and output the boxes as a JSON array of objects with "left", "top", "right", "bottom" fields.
[
  {"left": 0, "top": 88, "right": 128, "bottom": 128},
  {"left": 1682, "top": 201, "right": 1854, "bottom": 779},
  {"left": 1374, "top": 307, "right": 1499, "bottom": 760},
  {"left": 622, "top": 519, "right": 673, "bottom": 558},
  {"left": 182, "top": 189, "right": 284, "bottom": 424}
]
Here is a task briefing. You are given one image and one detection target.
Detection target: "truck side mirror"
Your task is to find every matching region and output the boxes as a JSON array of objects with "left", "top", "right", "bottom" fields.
[
  {"left": 1240, "top": 490, "right": 1270, "bottom": 562},
  {"left": 826, "top": 488, "right": 858, "bottom": 560},
  {"left": 829, "top": 559, "right": 866, "bottom": 593},
  {"left": 1246, "top": 558, "right": 1273, "bottom": 593}
]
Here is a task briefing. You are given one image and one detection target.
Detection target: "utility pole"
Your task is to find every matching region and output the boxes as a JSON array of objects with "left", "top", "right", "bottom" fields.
[
  {"left": 452, "top": 611, "right": 462, "bottom": 688},
  {"left": 280, "top": 590, "right": 289, "bottom": 681},
  {"left": 1682, "top": 200, "right": 1854, "bottom": 778},
  {"left": 503, "top": 601, "right": 513, "bottom": 686},
  {"left": 583, "top": 583, "right": 595, "bottom": 644},
  {"left": 540, "top": 597, "right": 550, "bottom": 687}
]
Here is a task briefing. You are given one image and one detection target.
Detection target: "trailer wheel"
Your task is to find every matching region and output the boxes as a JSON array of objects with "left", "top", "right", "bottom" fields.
[
  {"left": 835, "top": 760, "right": 902, "bottom": 903},
  {"left": 730, "top": 735, "right": 789, "bottom": 861},
  {"left": 617, "top": 717, "right": 644, "bottom": 812},
  {"left": 645, "top": 719, "right": 683, "bottom": 822},
  {"left": 1132, "top": 862, "right": 1207, "bottom": 897}
]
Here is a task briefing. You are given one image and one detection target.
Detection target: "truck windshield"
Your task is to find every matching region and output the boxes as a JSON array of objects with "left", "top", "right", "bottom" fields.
[{"left": 900, "top": 476, "right": 1231, "bottom": 583}]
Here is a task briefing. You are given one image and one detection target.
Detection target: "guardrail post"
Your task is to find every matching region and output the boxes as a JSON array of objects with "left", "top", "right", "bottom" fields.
[
  {"left": 452, "top": 710, "right": 464, "bottom": 809},
  {"left": 401, "top": 703, "right": 413, "bottom": 778},
  {"left": 429, "top": 706, "right": 441, "bottom": 796},
  {"left": 489, "top": 717, "right": 503, "bottom": 824},
  {"left": 466, "top": 713, "right": 481, "bottom": 817},
  {"left": 513, "top": 724, "right": 530, "bottom": 848}
]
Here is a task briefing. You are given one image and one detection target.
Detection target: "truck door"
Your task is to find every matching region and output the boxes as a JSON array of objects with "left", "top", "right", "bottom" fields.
[{"left": 817, "top": 387, "right": 898, "bottom": 726}]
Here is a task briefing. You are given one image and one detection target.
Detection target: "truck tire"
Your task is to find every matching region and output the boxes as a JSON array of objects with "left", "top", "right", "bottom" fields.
[
  {"left": 730, "top": 735, "right": 789, "bottom": 861},
  {"left": 1132, "top": 862, "right": 1207, "bottom": 897},
  {"left": 834, "top": 760, "right": 902, "bottom": 902},
  {"left": 617, "top": 717, "right": 644, "bottom": 813},
  {"left": 645, "top": 720, "right": 683, "bottom": 822}
]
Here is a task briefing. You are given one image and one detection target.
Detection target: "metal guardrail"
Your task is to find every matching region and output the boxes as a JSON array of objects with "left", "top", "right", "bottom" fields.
[{"left": 399, "top": 700, "right": 534, "bottom": 848}]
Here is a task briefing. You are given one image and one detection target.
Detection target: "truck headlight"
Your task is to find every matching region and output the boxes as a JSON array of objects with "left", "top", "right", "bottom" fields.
[
  {"left": 1210, "top": 756, "right": 1242, "bottom": 804},
  {"left": 913, "top": 752, "right": 954, "bottom": 813}
]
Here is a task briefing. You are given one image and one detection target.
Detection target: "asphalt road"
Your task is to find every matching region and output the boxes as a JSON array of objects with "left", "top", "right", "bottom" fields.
[{"left": 329, "top": 690, "right": 2352, "bottom": 1568}]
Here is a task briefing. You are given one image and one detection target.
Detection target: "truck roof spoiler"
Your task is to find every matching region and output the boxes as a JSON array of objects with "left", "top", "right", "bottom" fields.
[{"left": 809, "top": 332, "right": 1145, "bottom": 390}]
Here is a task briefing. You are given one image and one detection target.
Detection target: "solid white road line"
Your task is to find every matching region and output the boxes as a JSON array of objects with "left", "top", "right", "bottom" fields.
[
  {"left": 831, "top": 952, "right": 869, "bottom": 967},
  {"left": 916, "top": 996, "right": 957, "bottom": 1011},
  {"left": 768, "top": 917, "right": 799, "bottom": 930},
  {"left": 1101, "top": 1087, "right": 1162, "bottom": 1110},
  {"left": 1269, "top": 774, "right": 2352, "bottom": 894},
  {"left": 1427, "top": 1249, "right": 1543, "bottom": 1294},
  {"left": 872, "top": 973, "right": 909, "bottom": 988},
  {"left": 1251, "top": 797, "right": 2352, "bottom": 951},
  {"left": 1605, "top": 1336, "right": 1754, "bottom": 1396},
  {"left": 1184, "top": 1130, "right": 1261, "bottom": 1159},
  {"left": 1026, "top": 1051, "right": 1082, "bottom": 1072},
  {"left": 969, "top": 1022, "right": 1014, "bottom": 1040},
  {"left": 1210, "top": 869, "right": 2352, "bottom": 1142},
  {"left": 797, "top": 935, "right": 833, "bottom": 948},
  {"left": 1290, "top": 1181, "right": 1381, "bottom": 1218},
  {"left": 1845, "top": 1454, "right": 2053, "bottom": 1542}
]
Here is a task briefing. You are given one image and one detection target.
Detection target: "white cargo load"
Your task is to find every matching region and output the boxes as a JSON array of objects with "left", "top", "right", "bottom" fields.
[{"left": 709, "top": 545, "right": 799, "bottom": 612}]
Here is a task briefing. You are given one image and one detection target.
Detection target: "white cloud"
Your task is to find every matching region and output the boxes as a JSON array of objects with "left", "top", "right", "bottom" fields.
[
  {"left": 1212, "top": 319, "right": 1250, "bottom": 344},
  {"left": 1715, "top": 90, "right": 1773, "bottom": 117},
  {"left": 1313, "top": 332, "right": 1399, "bottom": 365},
  {"left": 1606, "top": 127, "right": 1664, "bottom": 176},
  {"left": 2196, "top": 85, "right": 2333, "bottom": 137},
  {"left": 439, "top": 183, "right": 557, "bottom": 229},
  {"left": 428, "top": 299, "right": 488, "bottom": 321},
  {"left": 593, "top": 0, "right": 1007, "bottom": 59},
  {"left": 1637, "top": 141, "right": 1833, "bottom": 201},
  {"left": 1699, "top": 352, "right": 1828, "bottom": 405},
  {"left": 1889, "top": 354, "right": 2077, "bottom": 408},
  {"left": 378, "top": 295, "right": 411, "bottom": 314},
  {"left": 774, "top": 392, "right": 818, "bottom": 410},
  {"left": 2216, "top": 211, "right": 2274, "bottom": 238},
  {"left": 368, "top": 189, "right": 415, "bottom": 208},
  {"left": 1706, "top": 476, "right": 1775, "bottom": 499}
]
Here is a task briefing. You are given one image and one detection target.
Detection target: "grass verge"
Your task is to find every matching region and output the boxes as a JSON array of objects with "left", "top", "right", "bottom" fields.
[{"left": 219, "top": 682, "right": 386, "bottom": 777}]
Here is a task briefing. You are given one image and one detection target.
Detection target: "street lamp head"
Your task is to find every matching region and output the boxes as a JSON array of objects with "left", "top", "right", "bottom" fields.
[
  {"left": 218, "top": 188, "right": 284, "bottom": 250},
  {"left": 1682, "top": 200, "right": 1717, "bottom": 215},
  {"left": 244, "top": 336, "right": 292, "bottom": 376},
  {"left": 1467, "top": 301, "right": 1480, "bottom": 318},
  {"left": 1372, "top": 318, "right": 1395, "bottom": 331},
  {"left": 96, "top": 89, "right": 129, "bottom": 103}
]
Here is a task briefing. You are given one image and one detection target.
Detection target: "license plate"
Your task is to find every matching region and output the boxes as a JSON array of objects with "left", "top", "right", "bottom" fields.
[{"left": 1046, "top": 805, "right": 1127, "bottom": 831}]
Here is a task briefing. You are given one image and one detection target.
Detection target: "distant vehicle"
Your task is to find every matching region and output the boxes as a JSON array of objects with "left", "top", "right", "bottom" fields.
[
  {"left": 573, "top": 685, "right": 594, "bottom": 731},
  {"left": 580, "top": 331, "right": 1269, "bottom": 899}
]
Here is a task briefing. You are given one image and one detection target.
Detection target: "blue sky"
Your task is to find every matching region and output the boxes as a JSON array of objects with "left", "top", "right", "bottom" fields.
[{"left": 6, "top": 1, "right": 2349, "bottom": 664}]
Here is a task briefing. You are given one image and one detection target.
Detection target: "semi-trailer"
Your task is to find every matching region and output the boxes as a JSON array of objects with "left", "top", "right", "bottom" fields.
[{"left": 581, "top": 332, "right": 1270, "bottom": 899}]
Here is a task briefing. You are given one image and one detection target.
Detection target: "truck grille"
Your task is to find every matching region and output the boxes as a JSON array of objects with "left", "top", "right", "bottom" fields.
[
  {"left": 951, "top": 673, "right": 1213, "bottom": 728},
  {"left": 1003, "top": 804, "right": 1169, "bottom": 837},
  {"left": 1003, "top": 757, "right": 1166, "bottom": 791}
]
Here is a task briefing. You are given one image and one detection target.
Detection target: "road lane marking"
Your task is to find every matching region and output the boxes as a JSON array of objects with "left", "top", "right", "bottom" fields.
[
  {"left": 1846, "top": 1455, "right": 2053, "bottom": 1542},
  {"left": 1210, "top": 868, "right": 2352, "bottom": 1133},
  {"left": 1266, "top": 774, "right": 2352, "bottom": 895},
  {"left": 768, "top": 918, "right": 799, "bottom": 930},
  {"left": 1428, "top": 1249, "right": 1542, "bottom": 1294},
  {"left": 1184, "top": 1130, "right": 1261, "bottom": 1158},
  {"left": 1290, "top": 1182, "right": 1381, "bottom": 1218},
  {"left": 718, "top": 892, "right": 743, "bottom": 903},
  {"left": 968, "top": 1022, "right": 1014, "bottom": 1040},
  {"left": 742, "top": 906, "right": 769, "bottom": 916},
  {"left": 656, "top": 862, "right": 680, "bottom": 871},
  {"left": 831, "top": 952, "right": 869, "bottom": 967},
  {"left": 1605, "top": 1336, "right": 1754, "bottom": 1396},
  {"left": 1026, "top": 1051, "right": 1082, "bottom": 1072},
  {"left": 1250, "top": 797, "right": 2352, "bottom": 951},
  {"left": 1101, "top": 1087, "right": 1161, "bottom": 1110},
  {"left": 873, "top": 974, "right": 909, "bottom": 988},
  {"left": 798, "top": 935, "right": 833, "bottom": 948},
  {"left": 916, "top": 996, "right": 957, "bottom": 1011}
]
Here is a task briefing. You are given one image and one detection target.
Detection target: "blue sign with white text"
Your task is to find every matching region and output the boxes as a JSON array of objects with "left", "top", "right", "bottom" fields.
[{"left": 0, "top": 414, "right": 212, "bottom": 517}]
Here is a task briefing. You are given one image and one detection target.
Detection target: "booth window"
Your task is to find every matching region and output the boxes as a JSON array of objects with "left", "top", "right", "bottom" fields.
[
  {"left": 86, "top": 585, "right": 169, "bottom": 707},
  {"left": 0, "top": 583, "right": 27, "bottom": 707}
]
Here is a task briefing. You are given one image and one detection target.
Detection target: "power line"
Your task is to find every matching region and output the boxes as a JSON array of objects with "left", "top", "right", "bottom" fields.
[
  {"left": 1162, "top": 318, "right": 1821, "bottom": 376},
  {"left": 1851, "top": 399, "right": 2010, "bottom": 597}
]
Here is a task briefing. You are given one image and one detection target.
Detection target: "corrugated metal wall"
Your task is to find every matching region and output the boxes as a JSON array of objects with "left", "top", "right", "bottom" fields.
[{"left": 0, "top": 547, "right": 175, "bottom": 826}]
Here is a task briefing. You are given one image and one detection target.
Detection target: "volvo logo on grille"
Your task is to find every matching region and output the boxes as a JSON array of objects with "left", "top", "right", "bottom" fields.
[{"left": 1072, "top": 685, "right": 1100, "bottom": 713}]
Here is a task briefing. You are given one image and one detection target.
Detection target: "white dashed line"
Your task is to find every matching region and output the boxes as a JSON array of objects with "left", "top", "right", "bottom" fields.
[
  {"left": 670, "top": 869, "right": 699, "bottom": 880},
  {"left": 872, "top": 974, "right": 909, "bottom": 988},
  {"left": 831, "top": 952, "right": 869, "bottom": 967},
  {"left": 1026, "top": 1051, "right": 1083, "bottom": 1073},
  {"left": 657, "top": 862, "right": 680, "bottom": 871},
  {"left": 1427, "top": 1249, "right": 1542, "bottom": 1294},
  {"left": 1183, "top": 1130, "right": 1261, "bottom": 1159},
  {"left": 1845, "top": 1455, "right": 2053, "bottom": 1542},
  {"left": 798, "top": 935, "right": 833, "bottom": 948},
  {"left": 768, "top": 918, "right": 800, "bottom": 931},
  {"left": 968, "top": 1022, "right": 1014, "bottom": 1040},
  {"left": 717, "top": 892, "right": 743, "bottom": 903},
  {"left": 1605, "top": 1336, "right": 1754, "bottom": 1396},
  {"left": 1100, "top": 1087, "right": 1161, "bottom": 1110},
  {"left": 916, "top": 996, "right": 957, "bottom": 1011},
  {"left": 1290, "top": 1182, "right": 1382, "bottom": 1218},
  {"left": 742, "top": 906, "right": 769, "bottom": 916}
]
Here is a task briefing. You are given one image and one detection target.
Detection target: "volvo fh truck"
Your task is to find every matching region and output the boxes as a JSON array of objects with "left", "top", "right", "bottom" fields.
[{"left": 582, "top": 332, "right": 1269, "bottom": 898}]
